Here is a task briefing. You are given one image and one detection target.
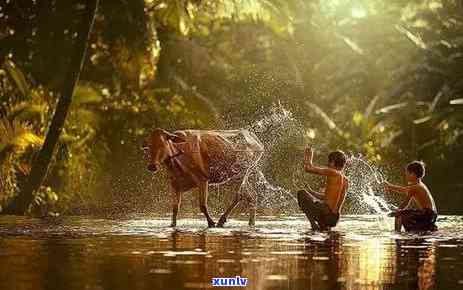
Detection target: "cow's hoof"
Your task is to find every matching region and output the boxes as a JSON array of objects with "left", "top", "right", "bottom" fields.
[
  {"left": 169, "top": 222, "right": 176, "bottom": 227},
  {"left": 248, "top": 219, "right": 255, "bottom": 227},
  {"left": 217, "top": 217, "right": 227, "bottom": 227},
  {"left": 208, "top": 222, "right": 216, "bottom": 228}
]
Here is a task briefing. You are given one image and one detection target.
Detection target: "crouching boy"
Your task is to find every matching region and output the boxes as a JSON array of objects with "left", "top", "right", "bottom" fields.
[
  {"left": 297, "top": 147, "right": 348, "bottom": 231},
  {"left": 384, "top": 161, "right": 437, "bottom": 232}
]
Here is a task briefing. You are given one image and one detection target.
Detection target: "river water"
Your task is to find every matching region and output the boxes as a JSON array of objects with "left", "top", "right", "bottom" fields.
[{"left": 0, "top": 215, "right": 462, "bottom": 290}]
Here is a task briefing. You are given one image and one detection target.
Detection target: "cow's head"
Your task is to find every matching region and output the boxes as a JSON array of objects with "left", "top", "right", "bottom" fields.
[
  {"left": 142, "top": 128, "right": 185, "bottom": 173},
  {"left": 142, "top": 129, "right": 170, "bottom": 173}
]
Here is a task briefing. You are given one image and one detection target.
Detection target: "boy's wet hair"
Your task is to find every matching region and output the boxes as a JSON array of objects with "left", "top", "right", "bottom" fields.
[
  {"left": 406, "top": 161, "right": 426, "bottom": 178},
  {"left": 328, "top": 150, "right": 347, "bottom": 169}
]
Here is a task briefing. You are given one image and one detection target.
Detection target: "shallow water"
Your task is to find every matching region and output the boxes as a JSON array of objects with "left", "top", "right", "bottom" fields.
[{"left": 0, "top": 215, "right": 462, "bottom": 290}]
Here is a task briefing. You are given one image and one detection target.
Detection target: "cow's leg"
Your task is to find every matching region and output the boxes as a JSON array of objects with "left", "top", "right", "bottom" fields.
[
  {"left": 243, "top": 190, "right": 257, "bottom": 227},
  {"left": 394, "top": 215, "right": 403, "bottom": 232},
  {"left": 198, "top": 181, "right": 215, "bottom": 227},
  {"left": 170, "top": 188, "right": 182, "bottom": 227},
  {"left": 248, "top": 204, "right": 256, "bottom": 227},
  {"left": 217, "top": 193, "right": 242, "bottom": 227}
]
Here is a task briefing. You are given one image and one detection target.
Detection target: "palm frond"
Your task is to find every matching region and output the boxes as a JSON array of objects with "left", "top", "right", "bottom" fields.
[
  {"left": 73, "top": 84, "right": 103, "bottom": 105},
  {"left": 395, "top": 25, "right": 427, "bottom": 50},
  {"left": 305, "top": 101, "right": 344, "bottom": 137},
  {"left": 450, "top": 98, "right": 463, "bottom": 105},
  {"left": 2, "top": 60, "right": 30, "bottom": 97},
  {"left": 5, "top": 101, "right": 47, "bottom": 122},
  {"left": 376, "top": 102, "right": 408, "bottom": 114},
  {"left": 0, "top": 118, "right": 43, "bottom": 155},
  {"left": 336, "top": 34, "right": 364, "bottom": 55}
]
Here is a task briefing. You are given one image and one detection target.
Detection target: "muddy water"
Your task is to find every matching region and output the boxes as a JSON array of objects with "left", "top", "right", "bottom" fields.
[{"left": 0, "top": 215, "right": 462, "bottom": 290}]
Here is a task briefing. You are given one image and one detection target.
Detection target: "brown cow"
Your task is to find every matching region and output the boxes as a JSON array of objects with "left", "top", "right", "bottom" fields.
[{"left": 143, "top": 128, "right": 264, "bottom": 227}]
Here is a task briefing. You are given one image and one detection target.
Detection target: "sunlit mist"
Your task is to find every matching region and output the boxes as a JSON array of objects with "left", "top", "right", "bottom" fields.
[{"left": 351, "top": 6, "right": 367, "bottom": 18}]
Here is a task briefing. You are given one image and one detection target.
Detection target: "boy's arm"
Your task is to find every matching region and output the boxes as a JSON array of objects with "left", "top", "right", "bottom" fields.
[
  {"left": 385, "top": 183, "right": 416, "bottom": 215},
  {"left": 304, "top": 147, "right": 339, "bottom": 176},
  {"left": 384, "top": 181, "right": 412, "bottom": 194}
]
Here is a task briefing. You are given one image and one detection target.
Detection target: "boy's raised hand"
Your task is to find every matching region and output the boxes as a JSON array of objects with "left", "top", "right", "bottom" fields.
[
  {"left": 306, "top": 146, "right": 313, "bottom": 154},
  {"left": 304, "top": 146, "right": 313, "bottom": 163}
]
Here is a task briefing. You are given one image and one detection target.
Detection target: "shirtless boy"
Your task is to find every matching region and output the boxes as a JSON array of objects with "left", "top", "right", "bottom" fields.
[
  {"left": 384, "top": 161, "right": 437, "bottom": 232},
  {"left": 297, "top": 147, "right": 348, "bottom": 231}
]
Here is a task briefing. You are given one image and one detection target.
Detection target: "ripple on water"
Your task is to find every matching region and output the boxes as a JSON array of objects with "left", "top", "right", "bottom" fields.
[
  {"left": 0, "top": 215, "right": 462, "bottom": 290},
  {"left": 149, "top": 269, "right": 172, "bottom": 274},
  {"left": 265, "top": 275, "right": 288, "bottom": 280},
  {"left": 1, "top": 215, "right": 462, "bottom": 240}
]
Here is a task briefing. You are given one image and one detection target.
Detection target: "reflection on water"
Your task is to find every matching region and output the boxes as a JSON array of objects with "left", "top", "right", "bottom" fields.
[{"left": 0, "top": 215, "right": 462, "bottom": 290}]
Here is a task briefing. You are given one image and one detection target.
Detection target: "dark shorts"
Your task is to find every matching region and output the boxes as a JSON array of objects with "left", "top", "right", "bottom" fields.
[
  {"left": 394, "top": 209, "right": 438, "bottom": 232},
  {"left": 297, "top": 190, "right": 339, "bottom": 228}
]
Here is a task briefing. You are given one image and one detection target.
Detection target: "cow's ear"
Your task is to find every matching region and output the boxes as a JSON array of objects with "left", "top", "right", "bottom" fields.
[
  {"left": 152, "top": 128, "right": 165, "bottom": 138},
  {"left": 154, "top": 129, "right": 171, "bottom": 139}
]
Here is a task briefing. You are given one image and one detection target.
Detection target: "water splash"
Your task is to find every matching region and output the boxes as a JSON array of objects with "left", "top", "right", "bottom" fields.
[
  {"left": 223, "top": 104, "right": 398, "bottom": 219},
  {"left": 138, "top": 103, "right": 399, "bottom": 222},
  {"left": 239, "top": 103, "right": 300, "bottom": 213},
  {"left": 344, "top": 154, "right": 396, "bottom": 227}
]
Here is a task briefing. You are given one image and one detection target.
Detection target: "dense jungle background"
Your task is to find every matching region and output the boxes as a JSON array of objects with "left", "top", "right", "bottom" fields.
[{"left": 1, "top": 0, "right": 462, "bottom": 215}]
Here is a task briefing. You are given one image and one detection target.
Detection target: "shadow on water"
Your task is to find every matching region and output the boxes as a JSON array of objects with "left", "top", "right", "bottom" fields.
[{"left": 0, "top": 215, "right": 462, "bottom": 290}]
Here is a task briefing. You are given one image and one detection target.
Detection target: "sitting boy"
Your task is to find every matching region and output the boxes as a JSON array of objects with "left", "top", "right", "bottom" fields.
[
  {"left": 297, "top": 147, "right": 348, "bottom": 231},
  {"left": 384, "top": 161, "right": 437, "bottom": 232}
]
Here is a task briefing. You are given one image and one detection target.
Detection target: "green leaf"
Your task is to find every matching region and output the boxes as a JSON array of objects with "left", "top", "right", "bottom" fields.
[
  {"left": 395, "top": 25, "right": 427, "bottom": 50},
  {"left": 450, "top": 98, "right": 463, "bottom": 105},
  {"left": 6, "top": 101, "right": 47, "bottom": 122},
  {"left": 0, "top": 119, "right": 43, "bottom": 154},
  {"left": 3, "top": 60, "right": 30, "bottom": 97},
  {"left": 73, "top": 85, "right": 103, "bottom": 105},
  {"left": 353, "top": 111, "right": 363, "bottom": 126}
]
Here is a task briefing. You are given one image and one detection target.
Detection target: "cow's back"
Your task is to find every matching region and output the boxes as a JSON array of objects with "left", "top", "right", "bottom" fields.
[
  {"left": 166, "top": 130, "right": 259, "bottom": 189},
  {"left": 187, "top": 131, "right": 254, "bottom": 184}
]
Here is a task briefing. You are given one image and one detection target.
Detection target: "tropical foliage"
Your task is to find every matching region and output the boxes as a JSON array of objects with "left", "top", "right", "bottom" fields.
[{"left": 1, "top": 0, "right": 462, "bottom": 214}]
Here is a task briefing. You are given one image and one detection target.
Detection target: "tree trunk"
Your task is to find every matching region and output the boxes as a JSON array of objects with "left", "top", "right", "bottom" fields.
[
  {"left": 5, "top": 0, "right": 99, "bottom": 214},
  {"left": 154, "top": 26, "right": 177, "bottom": 88}
]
